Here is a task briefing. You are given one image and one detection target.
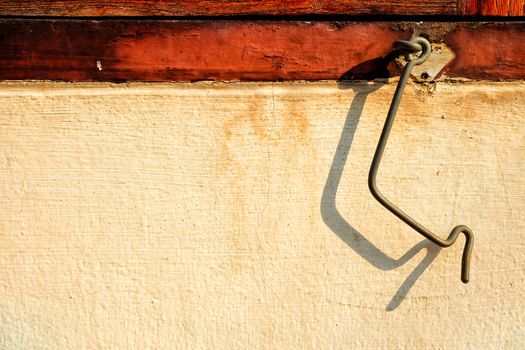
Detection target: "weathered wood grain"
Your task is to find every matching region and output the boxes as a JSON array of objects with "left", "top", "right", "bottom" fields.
[
  {"left": 459, "top": 0, "right": 524, "bottom": 15},
  {"left": 0, "top": 21, "right": 524, "bottom": 82},
  {"left": 0, "top": 0, "right": 456, "bottom": 16},
  {"left": 0, "top": 81, "right": 523, "bottom": 348},
  {"left": 4, "top": 0, "right": 525, "bottom": 16}
]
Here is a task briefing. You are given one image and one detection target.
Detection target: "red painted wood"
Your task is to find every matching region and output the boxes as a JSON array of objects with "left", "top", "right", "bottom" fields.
[
  {"left": 0, "top": 21, "right": 407, "bottom": 81},
  {"left": 458, "top": 0, "right": 524, "bottom": 15},
  {"left": 0, "top": 0, "right": 456, "bottom": 16},
  {"left": 445, "top": 23, "right": 525, "bottom": 79},
  {"left": 0, "top": 21, "right": 523, "bottom": 81}
]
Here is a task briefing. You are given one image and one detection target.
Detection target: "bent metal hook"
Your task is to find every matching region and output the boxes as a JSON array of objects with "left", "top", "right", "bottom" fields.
[{"left": 368, "top": 37, "right": 474, "bottom": 283}]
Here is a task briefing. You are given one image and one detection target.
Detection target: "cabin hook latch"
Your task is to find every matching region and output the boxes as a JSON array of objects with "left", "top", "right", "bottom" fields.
[{"left": 368, "top": 36, "right": 474, "bottom": 283}]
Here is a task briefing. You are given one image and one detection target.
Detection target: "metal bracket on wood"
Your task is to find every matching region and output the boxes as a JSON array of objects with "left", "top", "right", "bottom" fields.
[{"left": 368, "top": 36, "right": 474, "bottom": 283}]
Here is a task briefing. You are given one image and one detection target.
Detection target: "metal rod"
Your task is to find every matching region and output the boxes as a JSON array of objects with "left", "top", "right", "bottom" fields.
[{"left": 368, "top": 36, "right": 474, "bottom": 283}]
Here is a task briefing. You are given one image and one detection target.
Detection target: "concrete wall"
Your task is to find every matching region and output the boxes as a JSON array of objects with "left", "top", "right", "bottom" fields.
[{"left": 0, "top": 81, "right": 523, "bottom": 348}]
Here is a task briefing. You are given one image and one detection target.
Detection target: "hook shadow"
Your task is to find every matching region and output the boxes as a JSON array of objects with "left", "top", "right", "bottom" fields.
[{"left": 320, "top": 56, "right": 441, "bottom": 311}]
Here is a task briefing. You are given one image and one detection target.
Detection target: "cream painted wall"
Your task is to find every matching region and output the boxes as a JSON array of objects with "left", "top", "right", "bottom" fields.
[{"left": 0, "top": 81, "right": 523, "bottom": 349}]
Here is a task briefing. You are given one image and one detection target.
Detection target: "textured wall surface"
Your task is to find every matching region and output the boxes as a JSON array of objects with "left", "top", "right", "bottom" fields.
[{"left": 0, "top": 81, "right": 523, "bottom": 349}]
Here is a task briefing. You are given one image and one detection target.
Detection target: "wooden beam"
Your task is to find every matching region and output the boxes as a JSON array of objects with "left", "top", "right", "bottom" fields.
[
  {"left": 2, "top": 0, "right": 525, "bottom": 17},
  {"left": 0, "top": 21, "right": 523, "bottom": 82},
  {"left": 458, "top": 0, "right": 524, "bottom": 16},
  {"left": 0, "top": 0, "right": 456, "bottom": 16}
]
